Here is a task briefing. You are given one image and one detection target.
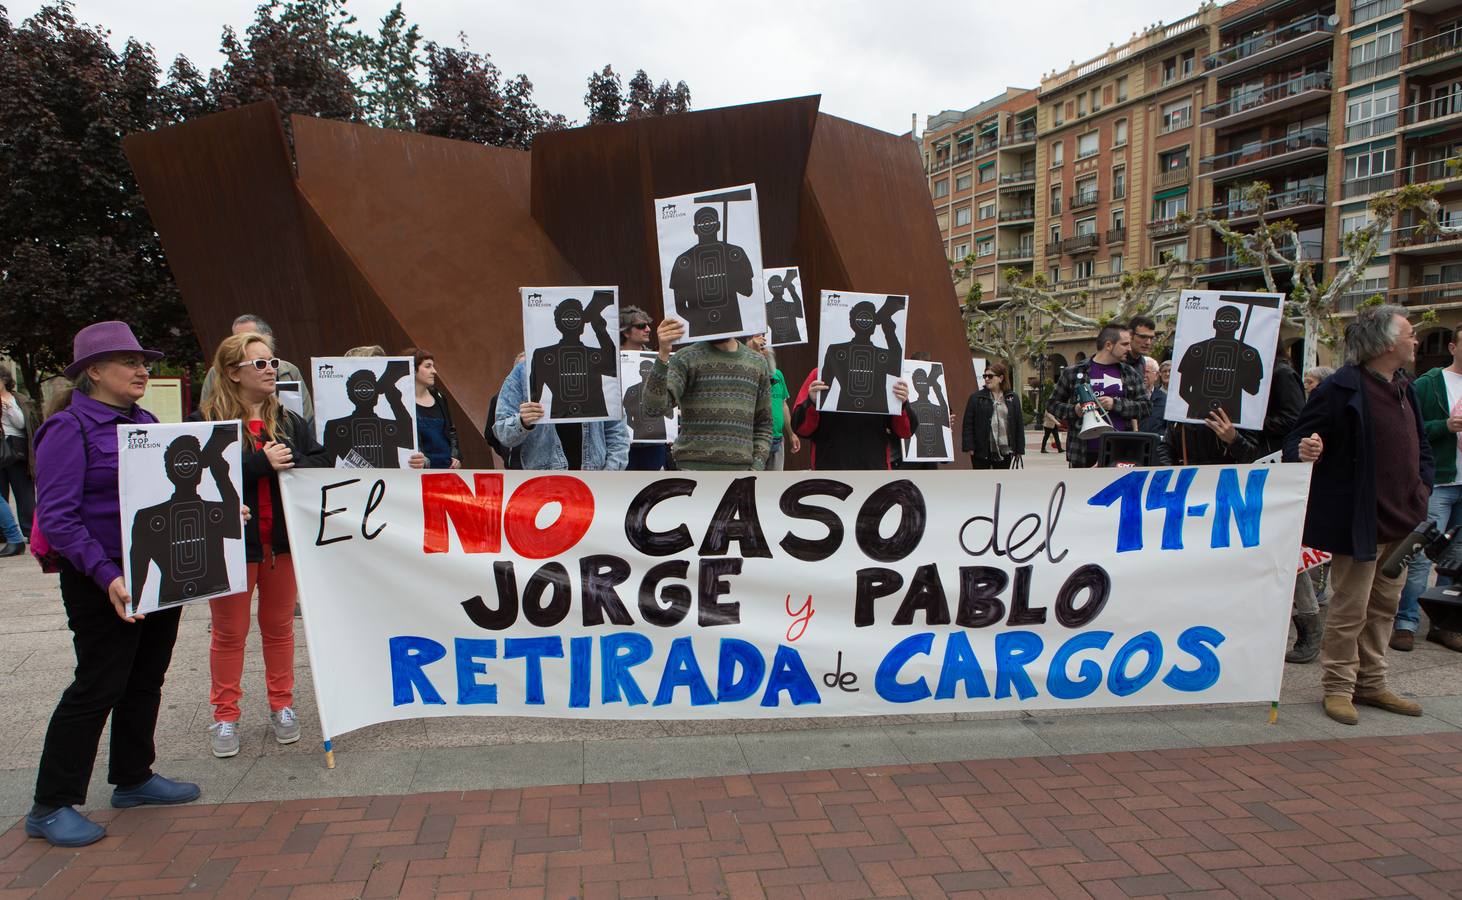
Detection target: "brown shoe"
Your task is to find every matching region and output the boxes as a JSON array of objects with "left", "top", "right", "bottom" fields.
[
  {"left": 1353, "top": 690, "right": 1423, "bottom": 717},
  {"left": 1389, "top": 629, "right": 1415, "bottom": 651},
  {"left": 1323, "top": 694, "right": 1358, "bottom": 725},
  {"left": 1425, "top": 628, "right": 1462, "bottom": 652}
]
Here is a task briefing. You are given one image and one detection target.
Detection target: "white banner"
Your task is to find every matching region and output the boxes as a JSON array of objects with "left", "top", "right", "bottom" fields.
[
  {"left": 279, "top": 466, "right": 1308, "bottom": 741},
  {"left": 119, "top": 420, "right": 247, "bottom": 615}
]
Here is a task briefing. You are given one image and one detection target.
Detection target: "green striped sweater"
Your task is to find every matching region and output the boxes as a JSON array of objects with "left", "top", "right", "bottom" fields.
[{"left": 642, "top": 341, "right": 772, "bottom": 470}]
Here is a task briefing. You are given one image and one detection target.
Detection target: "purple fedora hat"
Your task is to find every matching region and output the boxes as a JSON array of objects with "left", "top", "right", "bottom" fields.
[{"left": 64, "top": 321, "right": 164, "bottom": 379}]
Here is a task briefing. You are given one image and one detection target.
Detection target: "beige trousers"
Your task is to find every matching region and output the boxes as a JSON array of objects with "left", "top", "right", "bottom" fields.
[{"left": 1321, "top": 542, "right": 1404, "bottom": 698}]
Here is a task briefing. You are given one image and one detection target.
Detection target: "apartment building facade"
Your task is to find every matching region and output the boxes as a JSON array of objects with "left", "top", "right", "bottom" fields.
[{"left": 922, "top": 0, "right": 1462, "bottom": 381}]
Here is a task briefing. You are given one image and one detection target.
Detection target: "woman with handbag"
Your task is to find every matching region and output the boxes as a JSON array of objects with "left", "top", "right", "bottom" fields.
[
  {"left": 962, "top": 360, "right": 1026, "bottom": 470},
  {"left": 0, "top": 369, "right": 37, "bottom": 552},
  {"left": 26, "top": 322, "right": 206, "bottom": 847}
]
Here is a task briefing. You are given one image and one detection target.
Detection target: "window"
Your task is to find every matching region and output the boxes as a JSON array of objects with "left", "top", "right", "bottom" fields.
[
  {"left": 1348, "top": 28, "right": 1401, "bottom": 82},
  {"left": 1050, "top": 223, "right": 1062, "bottom": 245},
  {"left": 1111, "top": 254, "right": 1124, "bottom": 274},
  {"left": 1159, "top": 147, "right": 1190, "bottom": 171},
  {"left": 1112, "top": 208, "right": 1125, "bottom": 230},
  {"left": 976, "top": 237, "right": 994, "bottom": 257},
  {"left": 953, "top": 242, "right": 970, "bottom": 261},
  {"left": 1161, "top": 100, "right": 1192, "bottom": 133},
  {"left": 1345, "top": 86, "right": 1399, "bottom": 141},
  {"left": 1075, "top": 216, "right": 1097, "bottom": 236},
  {"left": 1077, "top": 132, "right": 1099, "bottom": 158},
  {"left": 1116, "top": 75, "right": 1128, "bottom": 102},
  {"left": 1155, "top": 240, "right": 1189, "bottom": 262},
  {"left": 1164, "top": 57, "right": 1178, "bottom": 84},
  {"left": 1077, "top": 93, "right": 1087, "bottom": 117},
  {"left": 979, "top": 201, "right": 995, "bottom": 220},
  {"left": 1344, "top": 146, "right": 1396, "bottom": 181},
  {"left": 1075, "top": 259, "right": 1095, "bottom": 279},
  {"left": 954, "top": 206, "right": 972, "bottom": 227},
  {"left": 978, "top": 164, "right": 996, "bottom": 183},
  {"left": 1153, "top": 192, "right": 1188, "bottom": 220},
  {"left": 1049, "top": 185, "right": 1062, "bottom": 215},
  {"left": 1048, "top": 266, "right": 1061, "bottom": 283},
  {"left": 1053, "top": 103, "right": 1065, "bottom": 126},
  {"left": 933, "top": 179, "right": 949, "bottom": 198},
  {"left": 955, "top": 172, "right": 973, "bottom": 191},
  {"left": 1113, "top": 118, "right": 1128, "bottom": 147},
  {"left": 1180, "top": 50, "right": 1195, "bottom": 78},
  {"left": 936, "top": 213, "right": 949, "bottom": 231},
  {"left": 1050, "top": 140, "right": 1064, "bottom": 167},
  {"left": 1075, "top": 175, "right": 1098, "bottom": 205},
  {"left": 1091, "top": 88, "right": 1102, "bottom": 113},
  {"left": 1113, "top": 165, "right": 1127, "bottom": 199}
]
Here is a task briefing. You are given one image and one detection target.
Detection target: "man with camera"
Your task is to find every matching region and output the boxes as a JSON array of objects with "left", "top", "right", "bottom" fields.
[{"left": 1285, "top": 306, "right": 1433, "bottom": 725}]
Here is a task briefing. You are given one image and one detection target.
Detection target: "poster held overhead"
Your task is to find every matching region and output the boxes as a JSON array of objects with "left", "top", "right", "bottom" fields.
[
  {"left": 764, "top": 266, "right": 806, "bottom": 346},
  {"left": 902, "top": 361, "right": 954, "bottom": 462},
  {"left": 620, "top": 351, "right": 678, "bottom": 444},
  {"left": 522, "top": 287, "right": 622, "bottom": 424},
  {"left": 312, "top": 357, "right": 417, "bottom": 468},
  {"left": 119, "top": 420, "right": 247, "bottom": 616},
  {"left": 1165, "top": 290, "right": 1284, "bottom": 431},
  {"left": 816, "top": 291, "right": 908, "bottom": 414},
  {"left": 655, "top": 183, "right": 767, "bottom": 342}
]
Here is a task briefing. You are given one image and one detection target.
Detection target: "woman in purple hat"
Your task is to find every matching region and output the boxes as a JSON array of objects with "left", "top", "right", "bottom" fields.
[{"left": 24, "top": 322, "right": 206, "bottom": 847}]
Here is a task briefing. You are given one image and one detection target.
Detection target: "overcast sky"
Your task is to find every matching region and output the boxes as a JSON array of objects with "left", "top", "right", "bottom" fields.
[{"left": 8, "top": 0, "right": 1207, "bottom": 135}]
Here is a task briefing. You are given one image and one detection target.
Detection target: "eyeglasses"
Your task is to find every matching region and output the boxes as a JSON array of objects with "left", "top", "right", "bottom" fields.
[
  {"left": 234, "top": 358, "right": 281, "bottom": 371},
  {"left": 110, "top": 358, "right": 152, "bottom": 373},
  {"left": 629, "top": 323, "right": 652, "bottom": 331},
  {"left": 983, "top": 373, "right": 998, "bottom": 379}
]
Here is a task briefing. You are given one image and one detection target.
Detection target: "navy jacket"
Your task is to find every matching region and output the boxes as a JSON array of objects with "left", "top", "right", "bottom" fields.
[{"left": 1283, "top": 365, "right": 1433, "bottom": 560}]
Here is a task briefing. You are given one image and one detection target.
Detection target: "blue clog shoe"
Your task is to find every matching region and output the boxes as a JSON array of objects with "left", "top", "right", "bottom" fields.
[
  {"left": 110, "top": 774, "right": 201, "bottom": 809},
  {"left": 24, "top": 806, "right": 105, "bottom": 847}
]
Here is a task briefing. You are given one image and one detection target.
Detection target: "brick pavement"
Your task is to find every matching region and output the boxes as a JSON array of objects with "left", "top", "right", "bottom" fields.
[{"left": 1, "top": 732, "right": 1459, "bottom": 898}]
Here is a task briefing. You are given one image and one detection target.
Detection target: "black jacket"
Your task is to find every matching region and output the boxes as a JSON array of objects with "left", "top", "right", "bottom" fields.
[
  {"left": 1283, "top": 365, "right": 1433, "bottom": 560},
  {"left": 1174, "top": 359, "right": 1305, "bottom": 465},
  {"left": 962, "top": 389, "right": 1025, "bottom": 461},
  {"left": 191, "top": 408, "right": 330, "bottom": 562},
  {"left": 422, "top": 385, "right": 461, "bottom": 465}
]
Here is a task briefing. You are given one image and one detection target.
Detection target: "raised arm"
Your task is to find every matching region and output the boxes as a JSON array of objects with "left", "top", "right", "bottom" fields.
[
  {"left": 203, "top": 424, "right": 242, "bottom": 539},
  {"left": 878, "top": 298, "right": 903, "bottom": 358},
  {"left": 786, "top": 271, "right": 803, "bottom": 317}
]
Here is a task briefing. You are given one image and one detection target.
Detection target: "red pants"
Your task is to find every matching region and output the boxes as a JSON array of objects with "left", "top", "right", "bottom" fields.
[{"left": 209, "top": 548, "right": 296, "bottom": 722}]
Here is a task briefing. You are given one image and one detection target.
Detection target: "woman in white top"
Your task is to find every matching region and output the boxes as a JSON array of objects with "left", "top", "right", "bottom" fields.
[{"left": 0, "top": 370, "right": 37, "bottom": 547}]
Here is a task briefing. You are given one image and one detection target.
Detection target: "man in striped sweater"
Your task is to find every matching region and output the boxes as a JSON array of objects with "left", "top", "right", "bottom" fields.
[{"left": 642, "top": 320, "right": 772, "bottom": 471}]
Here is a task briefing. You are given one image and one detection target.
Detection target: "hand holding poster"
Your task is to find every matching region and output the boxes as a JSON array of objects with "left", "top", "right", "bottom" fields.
[
  {"left": 817, "top": 291, "right": 908, "bottom": 414},
  {"left": 1165, "top": 290, "right": 1284, "bottom": 430},
  {"left": 620, "top": 350, "right": 677, "bottom": 444},
  {"left": 902, "top": 361, "right": 954, "bottom": 462},
  {"left": 522, "top": 287, "right": 621, "bottom": 424},
  {"left": 312, "top": 357, "right": 417, "bottom": 468},
  {"left": 120, "top": 421, "right": 247, "bottom": 615},
  {"left": 655, "top": 183, "right": 767, "bottom": 342},
  {"left": 764, "top": 267, "right": 806, "bottom": 346}
]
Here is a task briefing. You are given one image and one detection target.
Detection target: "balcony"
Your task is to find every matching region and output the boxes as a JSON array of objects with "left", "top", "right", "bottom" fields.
[
  {"left": 998, "top": 207, "right": 1035, "bottom": 222},
  {"left": 1200, "top": 71, "right": 1332, "bottom": 128},
  {"left": 999, "top": 168, "right": 1036, "bottom": 186},
  {"left": 1071, "top": 189, "right": 1100, "bottom": 211},
  {"left": 1160, "top": 113, "right": 1193, "bottom": 134},
  {"left": 1341, "top": 171, "right": 1398, "bottom": 199},
  {"left": 1148, "top": 218, "right": 1191, "bottom": 238},
  {"left": 1391, "top": 223, "right": 1462, "bottom": 253},
  {"left": 1352, "top": 0, "right": 1403, "bottom": 25},
  {"left": 1406, "top": 0, "right": 1462, "bottom": 13},
  {"left": 1106, "top": 226, "right": 1127, "bottom": 244},
  {"left": 1155, "top": 166, "right": 1191, "bottom": 188},
  {"left": 1000, "top": 129, "right": 1037, "bottom": 147},
  {"left": 1204, "top": 14, "right": 1335, "bottom": 80},
  {"left": 1402, "top": 29, "right": 1462, "bottom": 76},
  {"left": 1400, "top": 94, "right": 1462, "bottom": 132},
  {"left": 1200, "top": 128, "right": 1328, "bottom": 178},
  {"left": 1388, "top": 281, "right": 1462, "bottom": 306},
  {"left": 1203, "top": 184, "right": 1326, "bottom": 223},
  {"left": 1194, "top": 240, "right": 1323, "bottom": 277},
  {"left": 999, "top": 246, "right": 1035, "bottom": 262},
  {"left": 1060, "top": 234, "right": 1100, "bottom": 255}
]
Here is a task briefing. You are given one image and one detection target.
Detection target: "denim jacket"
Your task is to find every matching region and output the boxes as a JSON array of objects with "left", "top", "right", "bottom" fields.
[{"left": 492, "top": 361, "right": 629, "bottom": 470}]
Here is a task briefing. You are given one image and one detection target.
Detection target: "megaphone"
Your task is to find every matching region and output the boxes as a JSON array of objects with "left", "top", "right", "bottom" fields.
[{"left": 1075, "top": 378, "right": 1114, "bottom": 440}]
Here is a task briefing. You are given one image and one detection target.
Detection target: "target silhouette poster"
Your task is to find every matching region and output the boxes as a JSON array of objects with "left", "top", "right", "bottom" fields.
[
  {"left": 522, "top": 287, "right": 622, "bottom": 424},
  {"left": 763, "top": 267, "right": 806, "bottom": 347},
  {"left": 119, "top": 420, "right": 246, "bottom": 616},
  {"left": 654, "top": 183, "right": 767, "bottom": 343},
  {"left": 902, "top": 360, "right": 954, "bottom": 463},
  {"left": 620, "top": 351, "right": 677, "bottom": 445},
  {"left": 312, "top": 357, "right": 418, "bottom": 468},
  {"left": 1165, "top": 290, "right": 1284, "bottom": 431},
  {"left": 816, "top": 291, "right": 908, "bottom": 414}
]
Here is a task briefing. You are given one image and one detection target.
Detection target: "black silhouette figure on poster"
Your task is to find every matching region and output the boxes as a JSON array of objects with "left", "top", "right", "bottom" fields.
[
  {"left": 907, "top": 366, "right": 951, "bottom": 458},
  {"left": 765, "top": 270, "right": 804, "bottom": 345},
  {"left": 669, "top": 189, "right": 755, "bottom": 335},
  {"left": 129, "top": 425, "right": 240, "bottom": 608},
  {"left": 322, "top": 361, "right": 414, "bottom": 467},
  {"left": 822, "top": 297, "right": 905, "bottom": 413},
  {"left": 623, "top": 359, "right": 667, "bottom": 441},
  {"left": 530, "top": 291, "right": 617, "bottom": 419},
  {"left": 1177, "top": 303, "right": 1264, "bottom": 420}
]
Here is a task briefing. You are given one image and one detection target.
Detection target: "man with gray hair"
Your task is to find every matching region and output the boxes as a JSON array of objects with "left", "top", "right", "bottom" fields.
[
  {"left": 198, "top": 315, "right": 314, "bottom": 425},
  {"left": 1285, "top": 305, "right": 1433, "bottom": 725}
]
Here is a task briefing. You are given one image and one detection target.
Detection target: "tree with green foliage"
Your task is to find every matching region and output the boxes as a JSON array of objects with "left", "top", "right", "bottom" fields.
[
  {"left": 360, "top": 3, "right": 421, "bottom": 130},
  {"left": 584, "top": 64, "right": 624, "bottom": 124},
  {"left": 587, "top": 64, "right": 691, "bottom": 123},
  {"left": 416, "top": 38, "right": 565, "bottom": 149}
]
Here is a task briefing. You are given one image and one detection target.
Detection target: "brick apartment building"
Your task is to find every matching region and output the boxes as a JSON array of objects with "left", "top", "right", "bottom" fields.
[{"left": 922, "top": 0, "right": 1462, "bottom": 383}]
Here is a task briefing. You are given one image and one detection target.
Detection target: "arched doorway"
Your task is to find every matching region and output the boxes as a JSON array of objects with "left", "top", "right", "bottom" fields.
[{"left": 1416, "top": 328, "right": 1452, "bottom": 376}]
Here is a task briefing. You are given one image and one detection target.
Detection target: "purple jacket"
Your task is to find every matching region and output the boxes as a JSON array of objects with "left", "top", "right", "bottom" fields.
[{"left": 34, "top": 392, "right": 158, "bottom": 590}]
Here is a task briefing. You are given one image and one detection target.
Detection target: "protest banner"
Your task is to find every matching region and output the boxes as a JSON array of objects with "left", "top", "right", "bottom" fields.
[
  {"left": 655, "top": 183, "right": 767, "bottom": 342},
  {"left": 621, "top": 351, "right": 677, "bottom": 445},
  {"left": 279, "top": 465, "right": 1308, "bottom": 744},
  {"left": 1166, "top": 290, "right": 1285, "bottom": 430},
  {"left": 119, "top": 420, "right": 246, "bottom": 615},
  {"left": 816, "top": 291, "right": 908, "bottom": 414},
  {"left": 522, "top": 287, "right": 621, "bottom": 424},
  {"left": 311, "top": 356, "right": 417, "bottom": 468},
  {"left": 902, "top": 361, "right": 954, "bottom": 463},
  {"left": 764, "top": 267, "right": 806, "bottom": 347}
]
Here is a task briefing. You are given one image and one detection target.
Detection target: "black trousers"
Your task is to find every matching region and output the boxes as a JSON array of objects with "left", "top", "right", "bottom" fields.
[
  {"left": 970, "top": 454, "right": 1015, "bottom": 470},
  {"left": 34, "top": 563, "right": 181, "bottom": 808},
  {"left": 0, "top": 460, "right": 34, "bottom": 539},
  {"left": 1040, "top": 427, "right": 1063, "bottom": 451}
]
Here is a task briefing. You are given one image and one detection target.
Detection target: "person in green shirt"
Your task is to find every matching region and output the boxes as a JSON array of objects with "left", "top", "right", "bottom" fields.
[
  {"left": 747, "top": 334, "right": 798, "bottom": 469},
  {"left": 642, "top": 320, "right": 772, "bottom": 470}
]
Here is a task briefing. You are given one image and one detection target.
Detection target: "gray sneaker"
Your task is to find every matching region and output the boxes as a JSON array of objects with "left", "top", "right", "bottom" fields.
[
  {"left": 270, "top": 707, "right": 301, "bottom": 744},
  {"left": 209, "top": 721, "right": 240, "bottom": 758}
]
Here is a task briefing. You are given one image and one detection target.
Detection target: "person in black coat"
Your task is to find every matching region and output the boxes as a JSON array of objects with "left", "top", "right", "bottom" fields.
[{"left": 962, "top": 360, "right": 1025, "bottom": 469}]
